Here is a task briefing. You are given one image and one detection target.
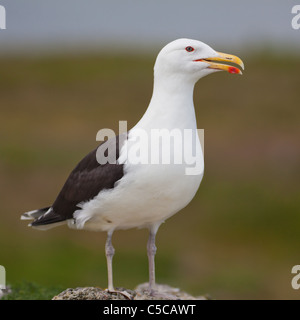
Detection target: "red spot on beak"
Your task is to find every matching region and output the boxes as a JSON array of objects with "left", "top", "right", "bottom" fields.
[{"left": 228, "top": 66, "right": 240, "bottom": 74}]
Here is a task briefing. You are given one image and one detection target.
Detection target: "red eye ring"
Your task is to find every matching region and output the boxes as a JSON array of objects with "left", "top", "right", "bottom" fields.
[{"left": 185, "top": 46, "right": 194, "bottom": 52}]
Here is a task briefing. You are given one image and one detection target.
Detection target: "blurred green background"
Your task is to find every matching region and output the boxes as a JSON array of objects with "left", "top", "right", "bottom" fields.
[
  {"left": 1, "top": 1, "right": 300, "bottom": 300},
  {"left": 1, "top": 53, "right": 299, "bottom": 299}
]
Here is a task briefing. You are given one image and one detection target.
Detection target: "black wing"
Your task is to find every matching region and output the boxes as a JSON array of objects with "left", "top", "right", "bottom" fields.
[{"left": 31, "top": 134, "right": 126, "bottom": 227}]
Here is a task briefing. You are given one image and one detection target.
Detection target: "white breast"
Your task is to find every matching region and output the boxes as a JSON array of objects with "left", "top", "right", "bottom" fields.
[{"left": 72, "top": 127, "right": 203, "bottom": 232}]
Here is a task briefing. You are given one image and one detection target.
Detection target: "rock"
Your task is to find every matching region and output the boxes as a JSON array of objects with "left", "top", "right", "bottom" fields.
[
  {"left": 52, "top": 283, "right": 209, "bottom": 300},
  {"left": 52, "top": 287, "right": 136, "bottom": 300},
  {"left": 134, "top": 283, "right": 208, "bottom": 300}
]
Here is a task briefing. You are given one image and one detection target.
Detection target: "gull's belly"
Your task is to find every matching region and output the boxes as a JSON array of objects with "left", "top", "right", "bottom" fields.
[{"left": 73, "top": 162, "right": 203, "bottom": 232}]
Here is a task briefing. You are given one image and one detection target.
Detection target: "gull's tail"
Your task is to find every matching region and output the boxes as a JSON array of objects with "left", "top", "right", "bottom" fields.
[
  {"left": 21, "top": 207, "right": 66, "bottom": 230},
  {"left": 21, "top": 207, "right": 50, "bottom": 221}
]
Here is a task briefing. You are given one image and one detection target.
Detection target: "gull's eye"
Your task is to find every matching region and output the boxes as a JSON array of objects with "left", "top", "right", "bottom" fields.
[{"left": 185, "top": 46, "right": 194, "bottom": 52}]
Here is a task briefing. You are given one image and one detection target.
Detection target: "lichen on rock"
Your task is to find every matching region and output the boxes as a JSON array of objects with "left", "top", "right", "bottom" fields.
[{"left": 52, "top": 283, "right": 209, "bottom": 300}]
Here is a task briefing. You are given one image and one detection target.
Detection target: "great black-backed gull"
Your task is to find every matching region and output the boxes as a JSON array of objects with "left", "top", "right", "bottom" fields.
[{"left": 21, "top": 38, "right": 244, "bottom": 294}]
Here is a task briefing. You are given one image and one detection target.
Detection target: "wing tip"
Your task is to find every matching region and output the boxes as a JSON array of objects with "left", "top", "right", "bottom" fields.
[{"left": 21, "top": 207, "right": 66, "bottom": 230}]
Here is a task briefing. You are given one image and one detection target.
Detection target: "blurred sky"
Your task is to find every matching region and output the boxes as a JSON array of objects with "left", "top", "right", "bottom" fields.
[{"left": 0, "top": 0, "right": 299, "bottom": 54}]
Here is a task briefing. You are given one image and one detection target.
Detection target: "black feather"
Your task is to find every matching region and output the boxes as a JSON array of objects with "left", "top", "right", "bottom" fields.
[{"left": 31, "top": 134, "right": 126, "bottom": 227}]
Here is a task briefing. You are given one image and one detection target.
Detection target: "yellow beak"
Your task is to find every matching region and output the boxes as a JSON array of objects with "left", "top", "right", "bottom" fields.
[{"left": 195, "top": 52, "right": 244, "bottom": 74}]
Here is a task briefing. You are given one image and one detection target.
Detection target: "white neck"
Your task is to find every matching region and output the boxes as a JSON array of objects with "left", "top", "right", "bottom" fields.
[{"left": 135, "top": 72, "right": 197, "bottom": 130}]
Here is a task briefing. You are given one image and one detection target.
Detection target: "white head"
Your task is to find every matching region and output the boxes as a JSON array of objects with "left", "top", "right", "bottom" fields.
[{"left": 154, "top": 38, "right": 244, "bottom": 85}]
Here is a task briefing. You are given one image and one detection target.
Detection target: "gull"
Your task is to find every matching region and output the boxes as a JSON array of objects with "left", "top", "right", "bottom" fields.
[{"left": 21, "top": 38, "right": 244, "bottom": 295}]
